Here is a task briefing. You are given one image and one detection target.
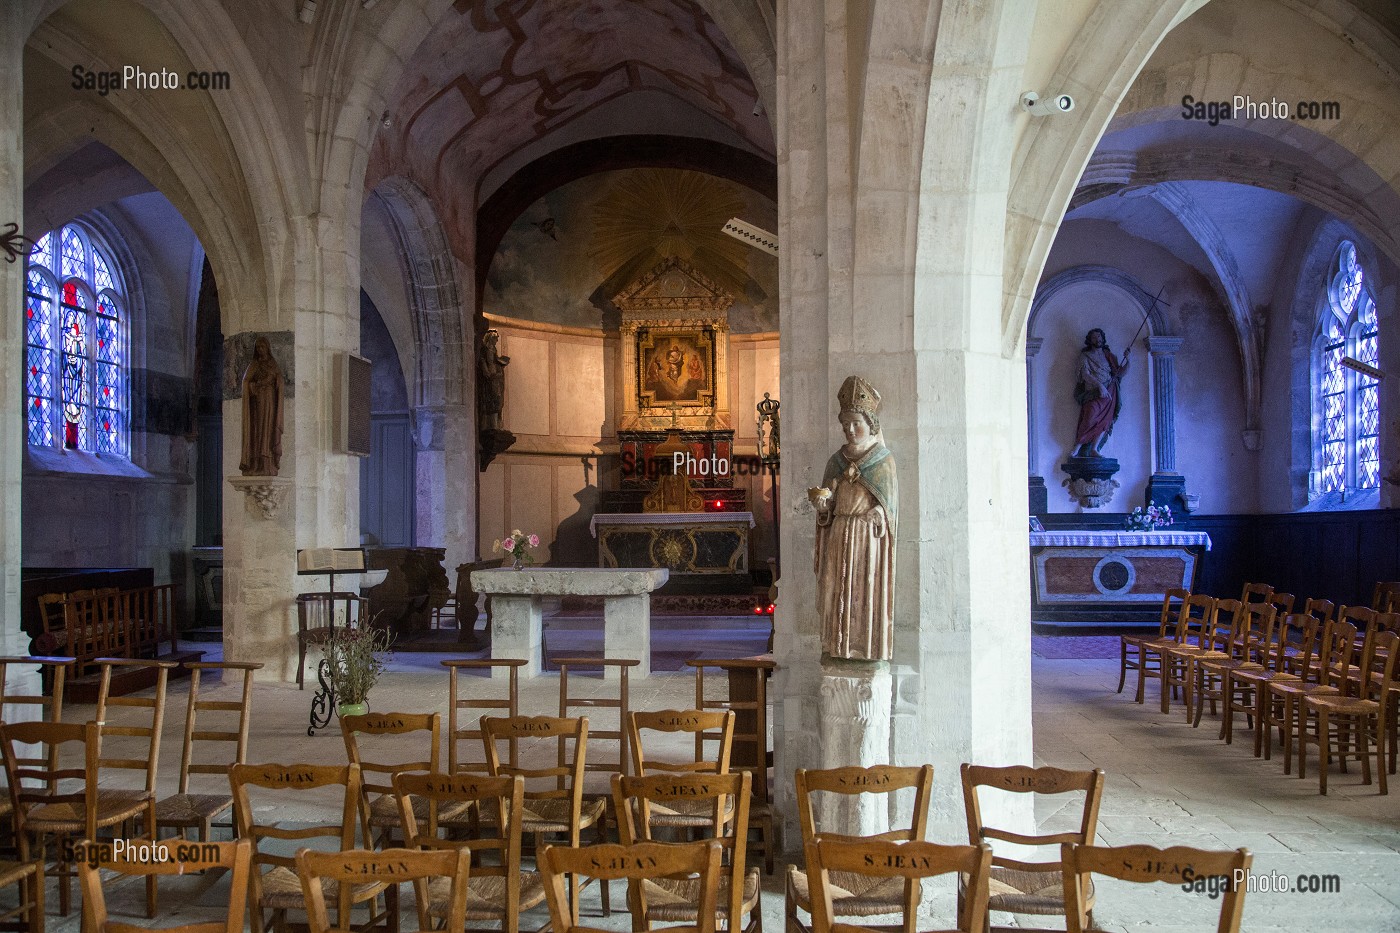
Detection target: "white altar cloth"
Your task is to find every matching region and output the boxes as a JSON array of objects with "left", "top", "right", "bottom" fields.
[{"left": 1029, "top": 531, "right": 1212, "bottom": 551}]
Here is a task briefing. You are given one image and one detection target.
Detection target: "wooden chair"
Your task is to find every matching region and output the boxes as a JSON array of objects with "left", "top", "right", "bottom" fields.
[
  {"left": 94, "top": 658, "right": 176, "bottom": 838},
  {"left": 1302, "top": 597, "right": 1337, "bottom": 625},
  {"left": 786, "top": 764, "right": 933, "bottom": 933},
  {"left": 688, "top": 657, "right": 776, "bottom": 873},
  {"left": 1223, "top": 612, "right": 1308, "bottom": 752},
  {"left": 1061, "top": 843, "right": 1251, "bottom": 933},
  {"left": 1159, "top": 594, "right": 1220, "bottom": 715},
  {"left": 1299, "top": 629, "right": 1398, "bottom": 794},
  {"left": 443, "top": 658, "right": 526, "bottom": 773},
  {"left": 296, "top": 591, "right": 366, "bottom": 690},
  {"left": 1267, "top": 591, "right": 1295, "bottom": 619},
  {"left": 1193, "top": 604, "right": 1275, "bottom": 732},
  {"left": 628, "top": 709, "right": 735, "bottom": 832},
  {"left": 960, "top": 764, "right": 1104, "bottom": 932},
  {"left": 808, "top": 837, "right": 992, "bottom": 933},
  {"left": 394, "top": 771, "right": 544, "bottom": 933},
  {"left": 79, "top": 837, "right": 250, "bottom": 933},
  {"left": 0, "top": 656, "right": 74, "bottom": 825},
  {"left": 1239, "top": 581, "right": 1273, "bottom": 607},
  {"left": 298, "top": 847, "right": 470, "bottom": 933},
  {"left": 229, "top": 762, "right": 379, "bottom": 933},
  {"left": 0, "top": 732, "right": 44, "bottom": 933},
  {"left": 1262, "top": 618, "right": 1356, "bottom": 774},
  {"left": 481, "top": 715, "right": 610, "bottom": 913},
  {"left": 0, "top": 719, "right": 155, "bottom": 918},
  {"left": 1118, "top": 587, "right": 1188, "bottom": 700},
  {"left": 540, "top": 841, "right": 723, "bottom": 933},
  {"left": 341, "top": 711, "right": 459, "bottom": 846},
  {"left": 1372, "top": 581, "right": 1400, "bottom": 613},
  {"left": 557, "top": 657, "right": 637, "bottom": 778},
  {"left": 613, "top": 771, "right": 760, "bottom": 933},
  {"left": 156, "top": 660, "right": 261, "bottom": 841}
]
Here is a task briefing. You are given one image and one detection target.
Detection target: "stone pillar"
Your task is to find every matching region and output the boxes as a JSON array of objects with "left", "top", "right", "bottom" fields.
[
  {"left": 603, "top": 594, "right": 652, "bottom": 679},
  {"left": 0, "top": 7, "right": 35, "bottom": 697},
  {"left": 817, "top": 660, "right": 893, "bottom": 836},
  {"left": 486, "top": 595, "right": 544, "bottom": 679},
  {"left": 1026, "top": 338, "right": 1047, "bottom": 513},
  {"left": 414, "top": 402, "right": 475, "bottom": 570},
  {"left": 1146, "top": 336, "right": 1186, "bottom": 508}
]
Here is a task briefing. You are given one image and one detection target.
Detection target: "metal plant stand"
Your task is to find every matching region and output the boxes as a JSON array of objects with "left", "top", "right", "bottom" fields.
[{"left": 308, "top": 657, "right": 337, "bottom": 736}]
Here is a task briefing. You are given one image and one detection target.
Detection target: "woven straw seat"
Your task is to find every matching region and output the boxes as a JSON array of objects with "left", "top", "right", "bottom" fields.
[
  {"left": 427, "top": 870, "right": 547, "bottom": 918},
  {"left": 369, "top": 792, "right": 470, "bottom": 828},
  {"left": 645, "top": 866, "right": 759, "bottom": 922},
  {"left": 521, "top": 792, "right": 605, "bottom": 833},
  {"left": 260, "top": 864, "right": 386, "bottom": 909},
  {"left": 785, "top": 865, "right": 903, "bottom": 916},
  {"left": 0, "top": 859, "right": 38, "bottom": 891},
  {"left": 986, "top": 866, "right": 1095, "bottom": 915},
  {"left": 155, "top": 792, "right": 232, "bottom": 826},
  {"left": 26, "top": 791, "right": 149, "bottom": 833}
]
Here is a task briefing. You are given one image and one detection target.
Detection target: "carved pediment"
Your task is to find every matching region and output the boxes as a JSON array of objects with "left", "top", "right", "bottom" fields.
[{"left": 614, "top": 257, "right": 734, "bottom": 314}]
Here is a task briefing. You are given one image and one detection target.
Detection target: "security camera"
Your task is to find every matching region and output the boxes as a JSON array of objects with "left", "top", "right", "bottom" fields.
[{"left": 1020, "top": 91, "right": 1075, "bottom": 115}]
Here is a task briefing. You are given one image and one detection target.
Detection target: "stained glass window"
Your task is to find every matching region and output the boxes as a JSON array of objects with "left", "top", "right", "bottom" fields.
[
  {"left": 1316, "top": 242, "right": 1379, "bottom": 496},
  {"left": 24, "top": 223, "right": 128, "bottom": 456}
]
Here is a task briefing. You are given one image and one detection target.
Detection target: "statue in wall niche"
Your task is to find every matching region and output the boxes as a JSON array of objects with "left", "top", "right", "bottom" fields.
[
  {"left": 478, "top": 329, "right": 510, "bottom": 432},
  {"left": 238, "top": 336, "right": 284, "bottom": 476},
  {"left": 808, "top": 376, "right": 897, "bottom": 662},
  {"left": 1073, "top": 327, "right": 1131, "bottom": 457}
]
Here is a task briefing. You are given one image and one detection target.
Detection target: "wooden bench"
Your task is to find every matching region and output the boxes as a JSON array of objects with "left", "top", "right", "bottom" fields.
[{"left": 32, "top": 584, "right": 203, "bottom": 701}]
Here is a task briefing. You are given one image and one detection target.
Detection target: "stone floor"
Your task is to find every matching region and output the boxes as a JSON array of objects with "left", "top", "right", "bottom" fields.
[{"left": 35, "top": 633, "right": 1400, "bottom": 931}]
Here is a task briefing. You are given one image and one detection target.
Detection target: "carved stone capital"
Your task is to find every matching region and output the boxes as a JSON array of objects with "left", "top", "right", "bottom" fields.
[{"left": 227, "top": 476, "right": 293, "bottom": 520}]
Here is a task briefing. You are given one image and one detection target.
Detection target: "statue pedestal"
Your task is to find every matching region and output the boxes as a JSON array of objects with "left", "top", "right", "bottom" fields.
[
  {"left": 1146, "top": 472, "right": 1186, "bottom": 510},
  {"left": 1060, "top": 456, "right": 1120, "bottom": 509},
  {"left": 817, "top": 658, "right": 893, "bottom": 837}
]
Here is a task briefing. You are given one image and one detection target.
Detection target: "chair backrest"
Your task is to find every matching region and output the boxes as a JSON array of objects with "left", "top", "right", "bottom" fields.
[
  {"left": 298, "top": 846, "right": 470, "bottom": 933},
  {"left": 80, "top": 837, "right": 252, "bottom": 933},
  {"left": 178, "top": 661, "right": 260, "bottom": 794},
  {"left": 0, "top": 655, "right": 74, "bottom": 724},
  {"left": 37, "top": 592, "right": 68, "bottom": 635},
  {"left": 613, "top": 771, "right": 751, "bottom": 927},
  {"left": 394, "top": 771, "right": 526, "bottom": 921},
  {"left": 628, "top": 709, "right": 735, "bottom": 776},
  {"left": 1266, "top": 614, "right": 1310, "bottom": 673},
  {"left": 1238, "top": 603, "right": 1277, "bottom": 663},
  {"left": 443, "top": 658, "right": 525, "bottom": 773},
  {"left": 557, "top": 657, "right": 637, "bottom": 778},
  {"left": 1302, "top": 598, "right": 1336, "bottom": 624},
  {"left": 1155, "top": 588, "right": 1191, "bottom": 638},
  {"left": 688, "top": 657, "right": 774, "bottom": 802},
  {"left": 1267, "top": 591, "right": 1295, "bottom": 618},
  {"left": 1357, "top": 629, "right": 1400, "bottom": 701},
  {"left": 1372, "top": 581, "right": 1400, "bottom": 613},
  {"left": 1062, "top": 843, "right": 1251, "bottom": 933},
  {"left": 961, "top": 764, "right": 1105, "bottom": 875},
  {"left": 1321, "top": 616, "right": 1363, "bottom": 688},
  {"left": 229, "top": 762, "right": 366, "bottom": 882},
  {"left": 0, "top": 719, "right": 97, "bottom": 842},
  {"left": 341, "top": 711, "right": 441, "bottom": 804},
  {"left": 1238, "top": 582, "right": 1272, "bottom": 606},
  {"left": 482, "top": 715, "right": 588, "bottom": 821},
  {"left": 808, "top": 837, "right": 993, "bottom": 933},
  {"left": 95, "top": 658, "right": 177, "bottom": 793},
  {"left": 1337, "top": 604, "right": 1378, "bottom": 634},
  {"left": 796, "top": 764, "right": 934, "bottom": 847},
  {"left": 1211, "top": 599, "right": 1245, "bottom": 653},
  {"left": 540, "top": 841, "right": 723, "bottom": 933},
  {"left": 1175, "top": 594, "right": 1218, "bottom": 645},
  {"left": 296, "top": 592, "right": 366, "bottom": 634}
]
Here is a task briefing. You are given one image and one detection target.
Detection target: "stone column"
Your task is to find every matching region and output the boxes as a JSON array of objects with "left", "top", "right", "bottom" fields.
[
  {"left": 817, "top": 660, "right": 893, "bottom": 836},
  {"left": 0, "top": 7, "right": 36, "bottom": 698},
  {"left": 414, "top": 402, "right": 475, "bottom": 570},
  {"left": 1146, "top": 336, "right": 1186, "bottom": 508},
  {"left": 1026, "top": 338, "right": 1047, "bottom": 512}
]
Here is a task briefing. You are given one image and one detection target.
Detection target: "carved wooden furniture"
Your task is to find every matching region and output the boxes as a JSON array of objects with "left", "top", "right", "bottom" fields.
[
  {"left": 229, "top": 762, "right": 375, "bottom": 933},
  {"left": 298, "top": 847, "right": 469, "bottom": 933},
  {"left": 786, "top": 764, "right": 933, "bottom": 933},
  {"left": 1192, "top": 604, "right": 1274, "bottom": 731},
  {"left": 0, "top": 745, "right": 43, "bottom": 933},
  {"left": 1262, "top": 618, "right": 1355, "bottom": 774},
  {"left": 687, "top": 656, "right": 775, "bottom": 873},
  {"left": 1298, "top": 629, "right": 1398, "bottom": 794},
  {"left": 1158, "top": 594, "right": 1219, "bottom": 714},
  {"left": 296, "top": 591, "right": 366, "bottom": 690},
  {"left": 808, "top": 837, "right": 992, "bottom": 933},
  {"left": 443, "top": 658, "right": 526, "bottom": 774},
  {"left": 960, "top": 764, "right": 1105, "bottom": 932},
  {"left": 613, "top": 771, "right": 759, "bottom": 933},
  {"left": 481, "top": 715, "right": 610, "bottom": 913},
  {"left": 1117, "top": 587, "right": 1187, "bottom": 698},
  {"left": 0, "top": 656, "right": 74, "bottom": 830},
  {"left": 541, "top": 841, "right": 723, "bottom": 933},
  {"left": 341, "top": 711, "right": 458, "bottom": 846},
  {"left": 628, "top": 709, "right": 736, "bottom": 833},
  {"left": 394, "top": 771, "right": 545, "bottom": 933},
  {"left": 1061, "top": 844, "right": 1251, "bottom": 933},
  {"left": 156, "top": 660, "right": 260, "bottom": 841},
  {"left": 80, "top": 838, "right": 250, "bottom": 933},
  {"left": 1222, "top": 612, "right": 1306, "bottom": 752}
]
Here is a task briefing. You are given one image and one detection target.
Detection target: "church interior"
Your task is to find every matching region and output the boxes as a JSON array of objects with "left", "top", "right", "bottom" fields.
[{"left": 3, "top": 0, "right": 1400, "bottom": 929}]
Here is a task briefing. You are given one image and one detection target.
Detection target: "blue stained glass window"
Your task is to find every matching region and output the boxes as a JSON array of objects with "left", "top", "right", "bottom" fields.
[
  {"left": 24, "top": 223, "right": 128, "bottom": 456},
  {"left": 1316, "top": 242, "right": 1381, "bottom": 497}
]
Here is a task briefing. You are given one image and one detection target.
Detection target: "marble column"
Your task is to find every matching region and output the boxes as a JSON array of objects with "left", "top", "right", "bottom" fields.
[
  {"left": 414, "top": 402, "right": 475, "bottom": 571},
  {"left": 0, "top": 8, "right": 36, "bottom": 698},
  {"left": 1026, "top": 338, "right": 1047, "bottom": 512},
  {"left": 1146, "top": 336, "right": 1186, "bottom": 508}
]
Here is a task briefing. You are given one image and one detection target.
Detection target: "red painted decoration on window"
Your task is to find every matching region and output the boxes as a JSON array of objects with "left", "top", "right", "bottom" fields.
[
  {"left": 33, "top": 398, "right": 40, "bottom": 409},
  {"left": 63, "top": 282, "right": 77, "bottom": 305},
  {"left": 64, "top": 421, "right": 78, "bottom": 449}
]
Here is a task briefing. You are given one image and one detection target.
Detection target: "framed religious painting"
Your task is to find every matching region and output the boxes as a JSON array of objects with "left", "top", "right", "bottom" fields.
[{"left": 635, "top": 326, "right": 718, "bottom": 410}]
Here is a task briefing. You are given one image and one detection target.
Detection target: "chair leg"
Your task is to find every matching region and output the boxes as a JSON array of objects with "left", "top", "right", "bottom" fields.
[
  {"left": 1318, "top": 708, "right": 1331, "bottom": 795},
  {"left": 145, "top": 803, "right": 158, "bottom": 916},
  {"left": 297, "top": 638, "right": 307, "bottom": 690},
  {"left": 1117, "top": 642, "right": 1130, "bottom": 693}
]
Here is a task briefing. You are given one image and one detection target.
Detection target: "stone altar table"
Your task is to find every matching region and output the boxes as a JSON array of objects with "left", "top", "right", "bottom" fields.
[
  {"left": 1029, "top": 530, "right": 1212, "bottom": 622},
  {"left": 469, "top": 568, "right": 669, "bottom": 679}
]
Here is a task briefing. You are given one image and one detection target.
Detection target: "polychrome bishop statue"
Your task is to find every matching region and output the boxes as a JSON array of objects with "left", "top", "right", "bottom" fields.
[{"left": 808, "top": 376, "right": 897, "bottom": 661}]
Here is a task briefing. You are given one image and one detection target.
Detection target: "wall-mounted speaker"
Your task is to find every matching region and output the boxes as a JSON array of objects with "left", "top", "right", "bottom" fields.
[{"left": 339, "top": 351, "right": 372, "bottom": 457}]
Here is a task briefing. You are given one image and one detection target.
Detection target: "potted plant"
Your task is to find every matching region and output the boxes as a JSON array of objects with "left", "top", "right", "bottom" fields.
[{"left": 322, "top": 623, "right": 393, "bottom": 718}]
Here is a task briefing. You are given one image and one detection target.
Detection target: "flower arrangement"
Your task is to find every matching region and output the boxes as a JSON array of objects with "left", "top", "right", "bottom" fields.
[
  {"left": 1124, "top": 504, "right": 1173, "bottom": 531},
  {"left": 323, "top": 623, "right": 393, "bottom": 707},
  {"left": 493, "top": 529, "right": 541, "bottom": 569}
]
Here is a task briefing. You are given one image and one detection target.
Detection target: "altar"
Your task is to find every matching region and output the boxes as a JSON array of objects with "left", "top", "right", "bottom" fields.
[
  {"left": 591, "top": 511, "right": 753, "bottom": 591},
  {"left": 1029, "top": 530, "right": 1212, "bottom": 622}
]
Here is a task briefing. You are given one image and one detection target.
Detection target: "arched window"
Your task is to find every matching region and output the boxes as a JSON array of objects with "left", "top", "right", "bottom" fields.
[
  {"left": 24, "top": 222, "right": 129, "bottom": 456},
  {"left": 1316, "top": 242, "right": 1379, "bottom": 495}
]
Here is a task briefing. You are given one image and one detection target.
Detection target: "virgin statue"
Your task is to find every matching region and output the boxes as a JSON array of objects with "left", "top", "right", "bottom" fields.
[
  {"left": 238, "top": 336, "right": 284, "bottom": 476},
  {"left": 808, "top": 376, "right": 897, "bottom": 661}
]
